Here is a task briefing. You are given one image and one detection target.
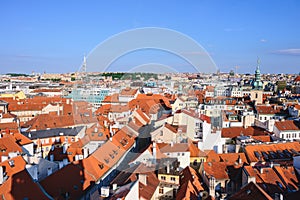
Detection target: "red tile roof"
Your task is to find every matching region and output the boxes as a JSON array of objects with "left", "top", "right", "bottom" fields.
[
  {"left": 229, "top": 182, "right": 272, "bottom": 200},
  {"left": 0, "top": 156, "right": 49, "bottom": 200},
  {"left": 252, "top": 135, "right": 272, "bottom": 143},
  {"left": 255, "top": 105, "right": 284, "bottom": 115},
  {"left": 120, "top": 88, "right": 138, "bottom": 96},
  {"left": 275, "top": 120, "right": 300, "bottom": 131},
  {"left": 23, "top": 113, "right": 75, "bottom": 131},
  {"left": 222, "top": 126, "right": 270, "bottom": 138},
  {"left": 0, "top": 122, "right": 19, "bottom": 130},
  {"left": 179, "top": 109, "right": 211, "bottom": 123},
  {"left": 102, "top": 93, "right": 119, "bottom": 103},
  {"left": 40, "top": 158, "right": 109, "bottom": 199},
  {"left": 85, "top": 123, "right": 110, "bottom": 141},
  {"left": 176, "top": 166, "right": 204, "bottom": 200},
  {"left": 203, "top": 162, "right": 229, "bottom": 179},
  {"left": 0, "top": 134, "right": 23, "bottom": 162},
  {"left": 157, "top": 143, "right": 190, "bottom": 153},
  {"left": 206, "top": 151, "right": 248, "bottom": 165},
  {"left": 245, "top": 142, "right": 300, "bottom": 163},
  {"left": 243, "top": 166, "right": 287, "bottom": 194},
  {"left": 294, "top": 76, "right": 300, "bottom": 82},
  {"left": 110, "top": 163, "right": 159, "bottom": 199},
  {"left": 273, "top": 166, "right": 298, "bottom": 191},
  {"left": 189, "top": 142, "right": 206, "bottom": 157}
]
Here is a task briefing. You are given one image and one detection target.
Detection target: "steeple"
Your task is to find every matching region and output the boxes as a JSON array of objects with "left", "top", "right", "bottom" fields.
[
  {"left": 255, "top": 57, "right": 261, "bottom": 81},
  {"left": 252, "top": 57, "right": 263, "bottom": 90}
]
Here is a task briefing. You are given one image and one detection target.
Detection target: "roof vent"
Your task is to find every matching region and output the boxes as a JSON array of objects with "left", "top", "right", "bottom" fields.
[{"left": 8, "top": 160, "right": 14, "bottom": 167}]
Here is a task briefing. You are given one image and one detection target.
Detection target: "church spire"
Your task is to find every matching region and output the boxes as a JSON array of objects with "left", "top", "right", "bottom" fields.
[{"left": 253, "top": 57, "right": 263, "bottom": 90}]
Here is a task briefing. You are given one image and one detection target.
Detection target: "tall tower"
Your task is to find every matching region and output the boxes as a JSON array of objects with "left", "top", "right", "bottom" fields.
[
  {"left": 79, "top": 55, "right": 87, "bottom": 83},
  {"left": 251, "top": 58, "right": 263, "bottom": 104},
  {"left": 252, "top": 58, "right": 263, "bottom": 90}
]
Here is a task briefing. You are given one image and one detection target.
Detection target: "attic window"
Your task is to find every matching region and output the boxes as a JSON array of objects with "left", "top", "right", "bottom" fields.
[
  {"left": 113, "top": 150, "right": 118, "bottom": 155},
  {"left": 99, "top": 164, "right": 104, "bottom": 169},
  {"left": 104, "top": 158, "right": 109, "bottom": 164}
]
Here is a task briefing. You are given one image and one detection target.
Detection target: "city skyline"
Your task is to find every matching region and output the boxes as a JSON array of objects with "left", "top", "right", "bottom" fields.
[{"left": 1, "top": 0, "right": 300, "bottom": 74}]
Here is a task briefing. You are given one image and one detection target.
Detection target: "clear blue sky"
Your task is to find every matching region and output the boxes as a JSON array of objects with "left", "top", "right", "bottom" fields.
[{"left": 0, "top": 0, "right": 300, "bottom": 74}]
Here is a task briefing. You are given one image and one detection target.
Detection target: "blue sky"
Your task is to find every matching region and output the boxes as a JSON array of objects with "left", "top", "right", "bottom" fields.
[{"left": 0, "top": 0, "right": 300, "bottom": 74}]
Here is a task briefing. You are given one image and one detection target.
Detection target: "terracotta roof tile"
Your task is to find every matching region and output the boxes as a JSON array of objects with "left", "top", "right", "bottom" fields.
[
  {"left": 222, "top": 126, "right": 270, "bottom": 138},
  {"left": 206, "top": 152, "right": 248, "bottom": 165},
  {"left": 245, "top": 142, "right": 300, "bottom": 163},
  {"left": 274, "top": 120, "right": 300, "bottom": 131},
  {"left": 23, "top": 113, "right": 75, "bottom": 131},
  {"left": 203, "top": 162, "right": 229, "bottom": 179},
  {"left": 243, "top": 166, "right": 287, "bottom": 194},
  {"left": 0, "top": 122, "right": 19, "bottom": 130},
  {"left": 0, "top": 156, "right": 49, "bottom": 200},
  {"left": 177, "top": 166, "right": 204, "bottom": 200},
  {"left": 0, "top": 134, "right": 23, "bottom": 162},
  {"left": 41, "top": 158, "right": 109, "bottom": 199},
  {"left": 120, "top": 88, "right": 138, "bottom": 96},
  {"left": 229, "top": 182, "right": 272, "bottom": 200}
]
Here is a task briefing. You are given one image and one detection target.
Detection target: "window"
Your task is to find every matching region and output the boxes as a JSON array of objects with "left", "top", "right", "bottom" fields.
[
  {"left": 159, "top": 187, "right": 164, "bottom": 194},
  {"left": 161, "top": 176, "right": 166, "bottom": 181},
  {"left": 193, "top": 160, "right": 198, "bottom": 166},
  {"left": 171, "top": 177, "right": 176, "bottom": 181}
]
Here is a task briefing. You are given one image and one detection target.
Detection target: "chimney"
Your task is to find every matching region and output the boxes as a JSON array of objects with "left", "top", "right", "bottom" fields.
[
  {"left": 152, "top": 142, "right": 157, "bottom": 163},
  {"left": 270, "top": 162, "right": 274, "bottom": 168},
  {"left": 94, "top": 127, "right": 98, "bottom": 133},
  {"left": 63, "top": 158, "right": 68, "bottom": 166},
  {"left": 50, "top": 154, "right": 54, "bottom": 162},
  {"left": 112, "top": 183, "right": 118, "bottom": 190},
  {"left": 83, "top": 148, "right": 89, "bottom": 158},
  {"left": 58, "top": 161, "right": 64, "bottom": 169},
  {"left": 138, "top": 174, "right": 147, "bottom": 186},
  {"left": 260, "top": 167, "right": 263, "bottom": 174},
  {"left": 0, "top": 166, "right": 4, "bottom": 184},
  {"left": 170, "top": 141, "right": 174, "bottom": 147},
  {"left": 57, "top": 104, "right": 60, "bottom": 116},
  {"left": 280, "top": 193, "right": 283, "bottom": 200},
  {"left": 63, "top": 143, "right": 68, "bottom": 154},
  {"left": 238, "top": 155, "right": 242, "bottom": 164},
  {"left": 33, "top": 165, "right": 38, "bottom": 181},
  {"left": 47, "top": 167, "right": 53, "bottom": 176},
  {"left": 166, "top": 161, "right": 170, "bottom": 174}
]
